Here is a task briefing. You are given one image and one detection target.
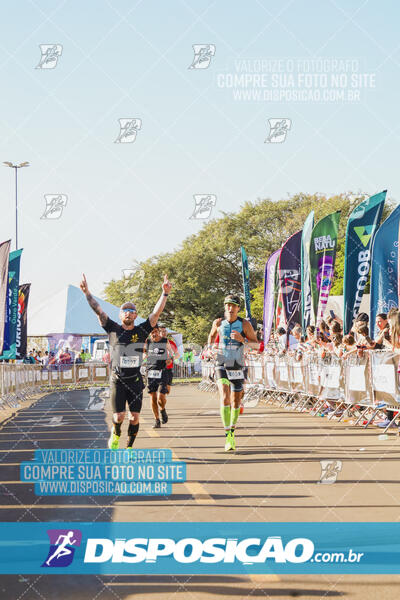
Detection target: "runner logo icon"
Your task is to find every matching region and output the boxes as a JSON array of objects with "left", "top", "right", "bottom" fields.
[{"left": 42, "top": 529, "right": 82, "bottom": 567}]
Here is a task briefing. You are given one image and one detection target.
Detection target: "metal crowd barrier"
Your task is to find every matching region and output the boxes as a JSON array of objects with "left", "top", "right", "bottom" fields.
[
  {"left": 200, "top": 351, "right": 400, "bottom": 433},
  {"left": 0, "top": 360, "right": 202, "bottom": 412},
  {"left": 0, "top": 363, "right": 111, "bottom": 410}
]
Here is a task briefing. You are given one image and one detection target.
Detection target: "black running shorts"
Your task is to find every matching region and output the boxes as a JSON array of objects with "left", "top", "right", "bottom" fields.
[
  {"left": 110, "top": 375, "right": 144, "bottom": 414},
  {"left": 215, "top": 365, "right": 245, "bottom": 392},
  {"left": 147, "top": 369, "right": 169, "bottom": 394}
]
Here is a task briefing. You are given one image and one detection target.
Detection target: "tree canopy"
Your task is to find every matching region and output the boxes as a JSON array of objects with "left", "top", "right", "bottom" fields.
[{"left": 103, "top": 192, "right": 393, "bottom": 345}]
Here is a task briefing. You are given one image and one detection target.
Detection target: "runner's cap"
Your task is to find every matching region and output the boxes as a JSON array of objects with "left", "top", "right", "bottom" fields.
[
  {"left": 224, "top": 294, "right": 241, "bottom": 306},
  {"left": 120, "top": 302, "right": 137, "bottom": 312}
]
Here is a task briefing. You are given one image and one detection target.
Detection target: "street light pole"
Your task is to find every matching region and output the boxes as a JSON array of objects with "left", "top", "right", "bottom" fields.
[{"left": 3, "top": 161, "right": 30, "bottom": 250}]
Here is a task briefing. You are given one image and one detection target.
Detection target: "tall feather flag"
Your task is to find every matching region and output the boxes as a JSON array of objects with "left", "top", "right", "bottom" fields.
[
  {"left": 370, "top": 204, "right": 400, "bottom": 337},
  {"left": 310, "top": 212, "right": 341, "bottom": 324},
  {"left": 301, "top": 211, "right": 314, "bottom": 334},
  {"left": 343, "top": 191, "right": 386, "bottom": 334}
]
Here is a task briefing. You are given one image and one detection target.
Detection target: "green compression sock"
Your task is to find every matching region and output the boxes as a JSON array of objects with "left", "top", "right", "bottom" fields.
[
  {"left": 230, "top": 407, "right": 240, "bottom": 430},
  {"left": 220, "top": 405, "right": 231, "bottom": 432}
]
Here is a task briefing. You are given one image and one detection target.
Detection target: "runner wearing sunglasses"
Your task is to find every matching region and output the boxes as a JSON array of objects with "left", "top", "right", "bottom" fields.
[{"left": 80, "top": 273, "right": 172, "bottom": 449}]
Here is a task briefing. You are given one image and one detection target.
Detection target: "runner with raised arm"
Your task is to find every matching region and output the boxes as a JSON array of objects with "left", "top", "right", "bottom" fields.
[
  {"left": 80, "top": 273, "right": 172, "bottom": 449},
  {"left": 208, "top": 295, "right": 258, "bottom": 452}
]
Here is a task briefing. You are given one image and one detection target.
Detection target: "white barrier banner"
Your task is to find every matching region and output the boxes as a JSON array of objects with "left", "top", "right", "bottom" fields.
[
  {"left": 373, "top": 364, "right": 396, "bottom": 394},
  {"left": 292, "top": 365, "right": 303, "bottom": 383},
  {"left": 266, "top": 363, "right": 275, "bottom": 383},
  {"left": 79, "top": 368, "right": 89, "bottom": 378},
  {"left": 96, "top": 368, "right": 107, "bottom": 377},
  {"left": 279, "top": 362, "right": 288, "bottom": 382},
  {"left": 309, "top": 365, "right": 319, "bottom": 386},
  {"left": 348, "top": 365, "right": 366, "bottom": 392},
  {"left": 322, "top": 366, "right": 340, "bottom": 389},
  {"left": 254, "top": 365, "right": 263, "bottom": 380},
  {"left": 63, "top": 369, "right": 72, "bottom": 380}
]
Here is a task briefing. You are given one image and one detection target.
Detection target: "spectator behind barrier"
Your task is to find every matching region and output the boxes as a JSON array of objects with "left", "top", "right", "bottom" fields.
[{"left": 374, "top": 313, "right": 391, "bottom": 349}]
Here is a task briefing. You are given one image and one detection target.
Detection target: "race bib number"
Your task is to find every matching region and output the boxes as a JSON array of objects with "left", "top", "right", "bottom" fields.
[
  {"left": 226, "top": 369, "right": 244, "bottom": 380},
  {"left": 120, "top": 356, "right": 140, "bottom": 368},
  {"left": 148, "top": 369, "right": 162, "bottom": 379}
]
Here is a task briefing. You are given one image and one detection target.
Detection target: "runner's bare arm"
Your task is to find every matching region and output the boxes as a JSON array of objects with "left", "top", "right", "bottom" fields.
[
  {"left": 149, "top": 274, "right": 172, "bottom": 327},
  {"left": 208, "top": 320, "right": 220, "bottom": 346},
  {"left": 80, "top": 273, "right": 108, "bottom": 327},
  {"left": 242, "top": 319, "right": 259, "bottom": 349}
]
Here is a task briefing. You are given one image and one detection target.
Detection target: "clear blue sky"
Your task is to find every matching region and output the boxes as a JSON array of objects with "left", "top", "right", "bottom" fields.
[{"left": 1, "top": 0, "right": 399, "bottom": 324}]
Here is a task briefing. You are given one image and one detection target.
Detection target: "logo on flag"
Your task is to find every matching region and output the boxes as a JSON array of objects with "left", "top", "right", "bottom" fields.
[{"left": 353, "top": 225, "right": 374, "bottom": 247}]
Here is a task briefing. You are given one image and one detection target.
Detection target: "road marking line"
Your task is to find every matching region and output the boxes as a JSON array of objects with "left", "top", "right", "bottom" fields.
[
  {"left": 184, "top": 481, "right": 215, "bottom": 504},
  {"left": 249, "top": 573, "right": 280, "bottom": 583},
  {"left": 170, "top": 450, "right": 215, "bottom": 503},
  {"left": 142, "top": 417, "right": 160, "bottom": 438}
]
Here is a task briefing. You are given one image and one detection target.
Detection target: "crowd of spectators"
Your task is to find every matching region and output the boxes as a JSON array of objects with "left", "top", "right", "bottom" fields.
[
  {"left": 22, "top": 347, "right": 93, "bottom": 365},
  {"left": 265, "top": 310, "right": 394, "bottom": 360}
]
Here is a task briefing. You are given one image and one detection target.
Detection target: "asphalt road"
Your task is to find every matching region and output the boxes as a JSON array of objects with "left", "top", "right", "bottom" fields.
[{"left": 0, "top": 383, "right": 400, "bottom": 599}]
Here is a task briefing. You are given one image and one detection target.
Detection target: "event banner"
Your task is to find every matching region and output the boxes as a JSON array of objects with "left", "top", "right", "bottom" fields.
[
  {"left": 370, "top": 204, "right": 400, "bottom": 336},
  {"left": 279, "top": 231, "right": 302, "bottom": 332},
  {"left": 274, "top": 257, "right": 284, "bottom": 329},
  {"left": 310, "top": 211, "right": 341, "bottom": 324},
  {"left": 343, "top": 191, "right": 386, "bottom": 334},
  {"left": 0, "top": 249, "right": 23, "bottom": 359},
  {"left": 240, "top": 246, "right": 252, "bottom": 319},
  {"left": 0, "top": 239, "right": 11, "bottom": 356},
  {"left": 48, "top": 334, "right": 83, "bottom": 354},
  {"left": 240, "top": 246, "right": 256, "bottom": 329},
  {"left": 301, "top": 210, "right": 314, "bottom": 333},
  {"left": 263, "top": 249, "right": 280, "bottom": 343},
  {"left": 2, "top": 521, "right": 400, "bottom": 574},
  {"left": 16, "top": 283, "right": 31, "bottom": 360}
]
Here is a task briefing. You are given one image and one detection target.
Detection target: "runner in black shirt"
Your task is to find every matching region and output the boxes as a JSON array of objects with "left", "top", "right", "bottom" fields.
[
  {"left": 80, "top": 273, "right": 172, "bottom": 449},
  {"left": 145, "top": 326, "right": 169, "bottom": 428}
]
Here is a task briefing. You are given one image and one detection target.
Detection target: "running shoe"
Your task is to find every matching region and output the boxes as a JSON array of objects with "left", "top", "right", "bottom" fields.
[
  {"left": 153, "top": 419, "right": 161, "bottom": 429},
  {"left": 224, "top": 432, "right": 232, "bottom": 452},
  {"left": 108, "top": 432, "right": 120, "bottom": 450},
  {"left": 230, "top": 431, "right": 236, "bottom": 451},
  {"left": 161, "top": 409, "right": 168, "bottom": 424}
]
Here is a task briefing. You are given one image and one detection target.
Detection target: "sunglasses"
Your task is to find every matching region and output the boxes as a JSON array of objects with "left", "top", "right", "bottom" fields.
[{"left": 121, "top": 307, "right": 136, "bottom": 313}]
